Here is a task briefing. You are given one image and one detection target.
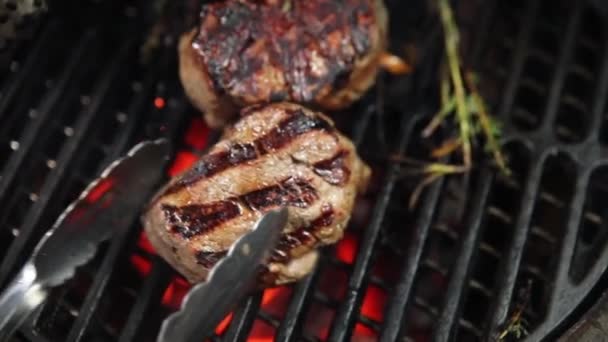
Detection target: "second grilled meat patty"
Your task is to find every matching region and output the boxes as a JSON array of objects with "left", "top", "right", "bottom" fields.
[
  {"left": 179, "top": 0, "right": 388, "bottom": 128},
  {"left": 142, "top": 102, "right": 370, "bottom": 286}
]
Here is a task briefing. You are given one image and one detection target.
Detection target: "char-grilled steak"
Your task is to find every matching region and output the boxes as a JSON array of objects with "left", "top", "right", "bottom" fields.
[
  {"left": 143, "top": 102, "right": 370, "bottom": 286},
  {"left": 179, "top": 0, "right": 388, "bottom": 128}
]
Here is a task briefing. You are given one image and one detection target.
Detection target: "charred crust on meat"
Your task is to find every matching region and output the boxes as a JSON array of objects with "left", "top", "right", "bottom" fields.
[
  {"left": 255, "top": 110, "right": 333, "bottom": 153},
  {"left": 270, "top": 204, "right": 334, "bottom": 263},
  {"left": 162, "top": 176, "right": 317, "bottom": 239},
  {"left": 242, "top": 177, "right": 318, "bottom": 210},
  {"left": 191, "top": 0, "right": 377, "bottom": 104},
  {"left": 269, "top": 91, "right": 288, "bottom": 102},
  {"left": 162, "top": 110, "right": 334, "bottom": 196},
  {"left": 194, "top": 204, "right": 333, "bottom": 281},
  {"left": 313, "top": 150, "right": 351, "bottom": 186},
  {"left": 163, "top": 142, "right": 257, "bottom": 195},
  {"left": 312, "top": 204, "right": 335, "bottom": 227},
  {"left": 162, "top": 201, "right": 241, "bottom": 239},
  {"left": 195, "top": 250, "right": 227, "bottom": 268}
]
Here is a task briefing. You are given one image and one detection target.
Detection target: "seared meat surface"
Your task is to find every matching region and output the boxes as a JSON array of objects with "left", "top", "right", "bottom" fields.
[
  {"left": 179, "top": 0, "right": 388, "bottom": 128},
  {"left": 143, "top": 103, "right": 370, "bottom": 286}
]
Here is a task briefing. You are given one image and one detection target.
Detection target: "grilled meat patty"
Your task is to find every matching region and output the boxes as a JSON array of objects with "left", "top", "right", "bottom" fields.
[
  {"left": 179, "top": 0, "right": 388, "bottom": 128},
  {"left": 143, "top": 103, "right": 370, "bottom": 286}
]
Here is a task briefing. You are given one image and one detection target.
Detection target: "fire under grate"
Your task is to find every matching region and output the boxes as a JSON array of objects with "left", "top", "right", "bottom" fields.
[{"left": 1, "top": 0, "right": 608, "bottom": 341}]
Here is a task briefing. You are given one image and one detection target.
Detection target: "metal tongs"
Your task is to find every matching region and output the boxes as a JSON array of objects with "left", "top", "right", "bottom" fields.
[
  {"left": 156, "top": 207, "right": 287, "bottom": 342},
  {"left": 0, "top": 139, "right": 171, "bottom": 341},
  {"left": 0, "top": 136, "right": 286, "bottom": 342}
]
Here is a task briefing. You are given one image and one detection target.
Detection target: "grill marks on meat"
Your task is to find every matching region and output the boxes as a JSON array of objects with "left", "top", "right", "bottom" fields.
[
  {"left": 195, "top": 250, "right": 227, "bottom": 268},
  {"left": 194, "top": 0, "right": 376, "bottom": 101},
  {"left": 255, "top": 109, "right": 334, "bottom": 153},
  {"left": 163, "top": 201, "right": 241, "bottom": 239},
  {"left": 313, "top": 150, "right": 351, "bottom": 185},
  {"left": 143, "top": 103, "right": 371, "bottom": 286},
  {"left": 179, "top": 0, "right": 388, "bottom": 128},
  {"left": 271, "top": 204, "right": 335, "bottom": 263},
  {"left": 165, "top": 177, "right": 318, "bottom": 239},
  {"left": 164, "top": 109, "right": 334, "bottom": 196},
  {"left": 163, "top": 142, "right": 258, "bottom": 196},
  {"left": 195, "top": 205, "right": 333, "bottom": 270},
  {"left": 242, "top": 177, "right": 318, "bottom": 211}
]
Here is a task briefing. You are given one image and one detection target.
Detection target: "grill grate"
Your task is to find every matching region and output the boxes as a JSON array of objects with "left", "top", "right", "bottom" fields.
[{"left": 2, "top": 0, "right": 608, "bottom": 341}]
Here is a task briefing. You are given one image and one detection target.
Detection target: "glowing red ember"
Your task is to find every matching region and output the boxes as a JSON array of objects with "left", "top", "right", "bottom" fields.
[
  {"left": 168, "top": 151, "right": 198, "bottom": 176},
  {"left": 154, "top": 97, "right": 166, "bottom": 109}
]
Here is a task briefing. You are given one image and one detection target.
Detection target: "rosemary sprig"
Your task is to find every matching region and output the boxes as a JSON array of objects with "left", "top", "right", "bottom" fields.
[
  {"left": 465, "top": 72, "right": 510, "bottom": 175},
  {"left": 391, "top": 155, "right": 468, "bottom": 208},
  {"left": 437, "top": 0, "right": 473, "bottom": 167},
  {"left": 394, "top": 0, "right": 510, "bottom": 208}
]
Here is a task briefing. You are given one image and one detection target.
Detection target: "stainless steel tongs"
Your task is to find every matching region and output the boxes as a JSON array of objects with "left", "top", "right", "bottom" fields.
[{"left": 156, "top": 208, "right": 287, "bottom": 342}]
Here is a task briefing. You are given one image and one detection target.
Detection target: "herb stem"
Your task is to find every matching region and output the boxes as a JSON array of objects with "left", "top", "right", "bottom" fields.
[{"left": 437, "top": 0, "right": 472, "bottom": 167}]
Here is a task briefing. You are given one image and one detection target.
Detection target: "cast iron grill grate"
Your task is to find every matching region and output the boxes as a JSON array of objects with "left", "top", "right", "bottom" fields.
[{"left": 1, "top": 0, "right": 608, "bottom": 341}]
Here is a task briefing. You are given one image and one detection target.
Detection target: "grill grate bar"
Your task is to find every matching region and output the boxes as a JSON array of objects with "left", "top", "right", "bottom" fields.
[
  {"left": 62, "top": 37, "right": 144, "bottom": 342},
  {"left": 275, "top": 272, "right": 318, "bottom": 341},
  {"left": 548, "top": 168, "right": 590, "bottom": 314},
  {"left": 581, "top": 28, "right": 608, "bottom": 143},
  {"left": 537, "top": 1, "right": 583, "bottom": 134},
  {"left": 327, "top": 110, "right": 416, "bottom": 341},
  {"left": 67, "top": 232, "right": 131, "bottom": 342},
  {"left": 107, "top": 44, "right": 175, "bottom": 165},
  {"left": 223, "top": 294, "right": 263, "bottom": 341},
  {"left": 495, "top": 0, "right": 540, "bottom": 120},
  {"left": 0, "top": 30, "right": 100, "bottom": 286},
  {"left": 0, "top": 30, "right": 96, "bottom": 213},
  {"left": 486, "top": 160, "right": 544, "bottom": 338},
  {"left": 20, "top": 327, "right": 50, "bottom": 342},
  {"left": 466, "top": 0, "right": 498, "bottom": 64},
  {"left": 0, "top": 21, "right": 57, "bottom": 124},
  {"left": 378, "top": 151, "right": 445, "bottom": 340},
  {"left": 432, "top": 170, "right": 494, "bottom": 341},
  {"left": 487, "top": 1, "right": 584, "bottom": 338},
  {"left": 548, "top": 28, "right": 608, "bottom": 327},
  {"left": 115, "top": 102, "right": 188, "bottom": 340},
  {"left": 118, "top": 258, "right": 172, "bottom": 342}
]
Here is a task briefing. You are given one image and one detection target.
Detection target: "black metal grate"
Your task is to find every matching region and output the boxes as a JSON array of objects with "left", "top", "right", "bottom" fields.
[{"left": 2, "top": 0, "right": 608, "bottom": 341}]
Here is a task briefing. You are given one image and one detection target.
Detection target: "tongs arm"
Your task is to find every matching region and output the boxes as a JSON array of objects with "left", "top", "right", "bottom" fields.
[{"left": 0, "top": 263, "right": 46, "bottom": 341}]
